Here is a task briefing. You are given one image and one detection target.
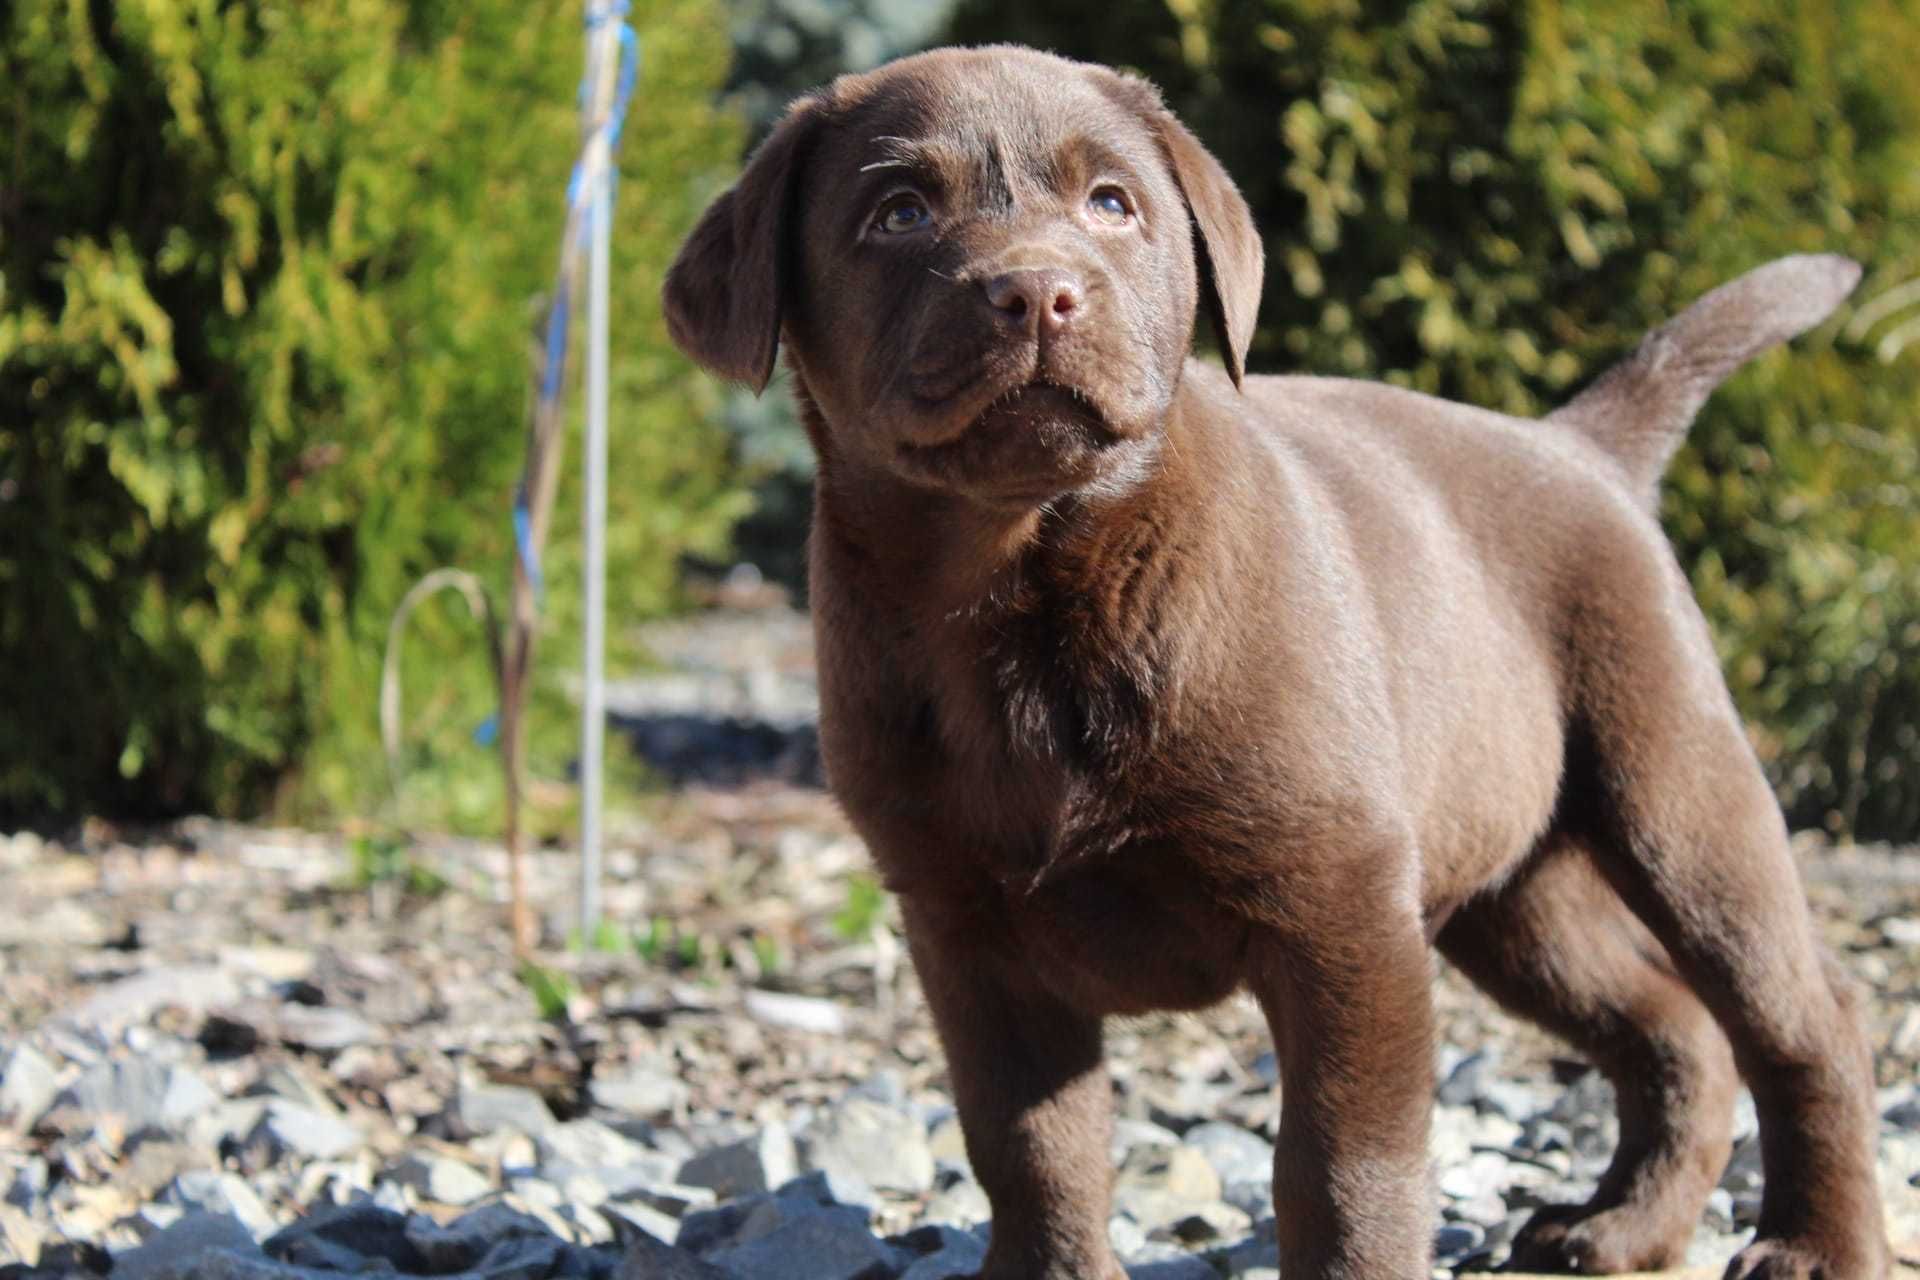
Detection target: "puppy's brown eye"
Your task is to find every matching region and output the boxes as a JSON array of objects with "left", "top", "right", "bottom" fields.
[
  {"left": 875, "top": 195, "right": 932, "bottom": 234},
  {"left": 1088, "top": 186, "right": 1132, "bottom": 225}
]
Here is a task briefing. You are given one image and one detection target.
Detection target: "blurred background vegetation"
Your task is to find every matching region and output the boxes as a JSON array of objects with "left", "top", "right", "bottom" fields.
[{"left": 3, "top": 0, "right": 1917, "bottom": 841}]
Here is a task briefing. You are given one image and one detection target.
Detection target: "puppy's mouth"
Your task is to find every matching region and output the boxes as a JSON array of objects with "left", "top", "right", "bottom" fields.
[
  {"left": 902, "top": 379, "right": 1116, "bottom": 454},
  {"left": 893, "top": 379, "right": 1125, "bottom": 503}
]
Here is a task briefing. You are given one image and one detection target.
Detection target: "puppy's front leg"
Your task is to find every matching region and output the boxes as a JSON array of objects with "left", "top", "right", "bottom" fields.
[
  {"left": 1249, "top": 903, "right": 1436, "bottom": 1280},
  {"left": 902, "top": 896, "right": 1126, "bottom": 1280}
]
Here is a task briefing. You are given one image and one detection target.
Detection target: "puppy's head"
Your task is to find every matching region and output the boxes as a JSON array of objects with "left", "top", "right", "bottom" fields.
[{"left": 664, "top": 45, "right": 1263, "bottom": 506}]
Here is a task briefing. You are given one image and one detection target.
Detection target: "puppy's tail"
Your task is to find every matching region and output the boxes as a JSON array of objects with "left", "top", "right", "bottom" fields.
[{"left": 1548, "top": 254, "right": 1861, "bottom": 503}]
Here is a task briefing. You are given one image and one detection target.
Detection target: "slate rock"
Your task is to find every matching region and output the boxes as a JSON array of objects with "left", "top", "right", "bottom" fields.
[
  {"left": 264, "top": 1202, "right": 424, "bottom": 1271},
  {"left": 674, "top": 1186, "right": 869, "bottom": 1259},
  {"left": 707, "top": 1212, "right": 903, "bottom": 1280},
  {"left": 674, "top": 1195, "right": 769, "bottom": 1256},
  {"left": 161, "top": 1172, "right": 276, "bottom": 1239},
  {"left": 619, "top": 1180, "right": 715, "bottom": 1219},
  {"left": 1222, "top": 1176, "right": 1273, "bottom": 1218},
  {"left": 601, "top": 1200, "right": 685, "bottom": 1250},
  {"left": 1179, "top": 1122, "right": 1273, "bottom": 1186},
  {"left": 894, "top": 1224, "right": 987, "bottom": 1280},
  {"left": 1126, "top": 1257, "right": 1218, "bottom": 1279},
  {"left": 1437, "top": 1051, "right": 1494, "bottom": 1108},
  {"left": 460, "top": 1234, "right": 570, "bottom": 1280},
  {"left": 406, "top": 1203, "right": 559, "bottom": 1272},
  {"left": 1434, "top": 1221, "right": 1485, "bottom": 1258},
  {"left": 778, "top": 1168, "right": 878, "bottom": 1214},
  {"left": 678, "top": 1124, "right": 797, "bottom": 1199},
  {"left": 538, "top": 1118, "right": 650, "bottom": 1173},
  {"left": 615, "top": 1229, "right": 732, "bottom": 1279}
]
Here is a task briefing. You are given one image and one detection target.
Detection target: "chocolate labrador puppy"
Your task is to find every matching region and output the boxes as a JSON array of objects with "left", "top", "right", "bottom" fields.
[{"left": 664, "top": 44, "right": 1889, "bottom": 1280}]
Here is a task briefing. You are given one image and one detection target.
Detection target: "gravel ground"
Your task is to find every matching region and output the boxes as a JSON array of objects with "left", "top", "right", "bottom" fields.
[{"left": 3, "top": 600, "right": 1919, "bottom": 1279}]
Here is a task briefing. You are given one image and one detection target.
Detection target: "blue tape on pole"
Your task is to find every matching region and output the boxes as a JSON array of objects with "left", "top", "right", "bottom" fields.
[
  {"left": 513, "top": 495, "right": 543, "bottom": 594},
  {"left": 507, "top": 0, "right": 637, "bottom": 617}
]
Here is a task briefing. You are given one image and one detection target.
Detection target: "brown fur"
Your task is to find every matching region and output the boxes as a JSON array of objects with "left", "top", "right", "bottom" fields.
[{"left": 664, "top": 45, "right": 1889, "bottom": 1280}]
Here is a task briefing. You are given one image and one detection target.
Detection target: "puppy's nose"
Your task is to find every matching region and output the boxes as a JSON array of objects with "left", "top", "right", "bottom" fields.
[{"left": 984, "top": 268, "right": 1084, "bottom": 334}]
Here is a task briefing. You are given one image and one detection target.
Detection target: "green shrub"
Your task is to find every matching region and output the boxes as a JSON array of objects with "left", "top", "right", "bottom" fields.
[
  {"left": 0, "top": 0, "right": 747, "bottom": 826},
  {"left": 946, "top": 0, "right": 1920, "bottom": 839}
]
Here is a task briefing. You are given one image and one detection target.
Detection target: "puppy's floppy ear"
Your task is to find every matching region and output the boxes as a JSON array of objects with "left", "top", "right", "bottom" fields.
[
  {"left": 663, "top": 98, "right": 822, "bottom": 394},
  {"left": 1094, "top": 71, "right": 1264, "bottom": 387},
  {"left": 1155, "top": 113, "right": 1264, "bottom": 387}
]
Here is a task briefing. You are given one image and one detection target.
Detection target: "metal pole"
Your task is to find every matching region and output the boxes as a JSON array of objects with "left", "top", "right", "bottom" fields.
[{"left": 579, "top": 16, "right": 614, "bottom": 940}]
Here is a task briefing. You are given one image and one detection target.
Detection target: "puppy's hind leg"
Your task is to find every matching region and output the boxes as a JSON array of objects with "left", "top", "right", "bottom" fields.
[
  {"left": 1576, "top": 596, "right": 1889, "bottom": 1280},
  {"left": 1437, "top": 832, "right": 1736, "bottom": 1273}
]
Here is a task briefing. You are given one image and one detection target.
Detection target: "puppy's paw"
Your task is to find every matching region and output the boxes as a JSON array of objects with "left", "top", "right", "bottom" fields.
[
  {"left": 1723, "top": 1234, "right": 1892, "bottom": 1280},
  {"left": 1502, "top": 1202, "right": 1687, "bottom": 1275}
]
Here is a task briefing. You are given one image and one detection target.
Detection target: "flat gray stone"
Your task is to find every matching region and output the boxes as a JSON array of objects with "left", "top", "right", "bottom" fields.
[
  {"left": 57, "top": 1058, "right": 217, "bottom": 1135},
  {"left": 1110, "top": 1117, "right": 1182, "bottom": 1159},
  {"left": 1437, "top": 1150, "right": 1510, "bottom": 1202},
  {"left": 113, "top": 1212, "right": 257, "bottom": 1280},
  {"left": 274, "top": 1005, "right": 377, "bottom": 1053},
  {"left": 388, "top": 1152, "right": 492, "bottom": 1206},
  {"left": 1179, "top": 1122, "right": 1273, "bottom": 1186},
  {"left": 248, "top": 1100, "right": 361, "bottom": 1161},
  {"left": 0, "top": 1043, "right": 58, "bottom": 1130},
  {"left": 618, "top": 1180, "right": 715, "bottom": 1218},
  {"left": 538, "top": 1117, "right": 649, "bottom": 1172},
  {"left": 0, "top": 1202, "right": 44, "bottom": 1266},
  {"left": 741, "top": 988, "right": 848, "bottom": 1034},
  {"left": 593, "top": 1064, "right": 689, "bottom": 1118},
  {"left": 66, "top": 965, "right": 241, "bottom": 1028},
  {"left": 801, "top": 1098, "right": 934, "bottom": 1195},
  {"left": 455, "top": 1081, "right": 556, "bottom": 1138},
  {"left": 921, "top": 1178, "right": 990, "bottom": 1229}
]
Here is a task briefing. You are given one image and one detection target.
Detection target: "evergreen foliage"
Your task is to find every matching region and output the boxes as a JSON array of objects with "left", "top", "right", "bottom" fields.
[
  {"left": 0, "top": 0, "right": 745, "bottom": 825},
  {"left": 947, "top": 0, "right": 1920, "bottom": 838}
]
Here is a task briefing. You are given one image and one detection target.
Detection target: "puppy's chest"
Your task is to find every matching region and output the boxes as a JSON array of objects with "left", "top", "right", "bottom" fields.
[{"left": 910, "top": 599, "right": 1179, "bottom": 878}]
